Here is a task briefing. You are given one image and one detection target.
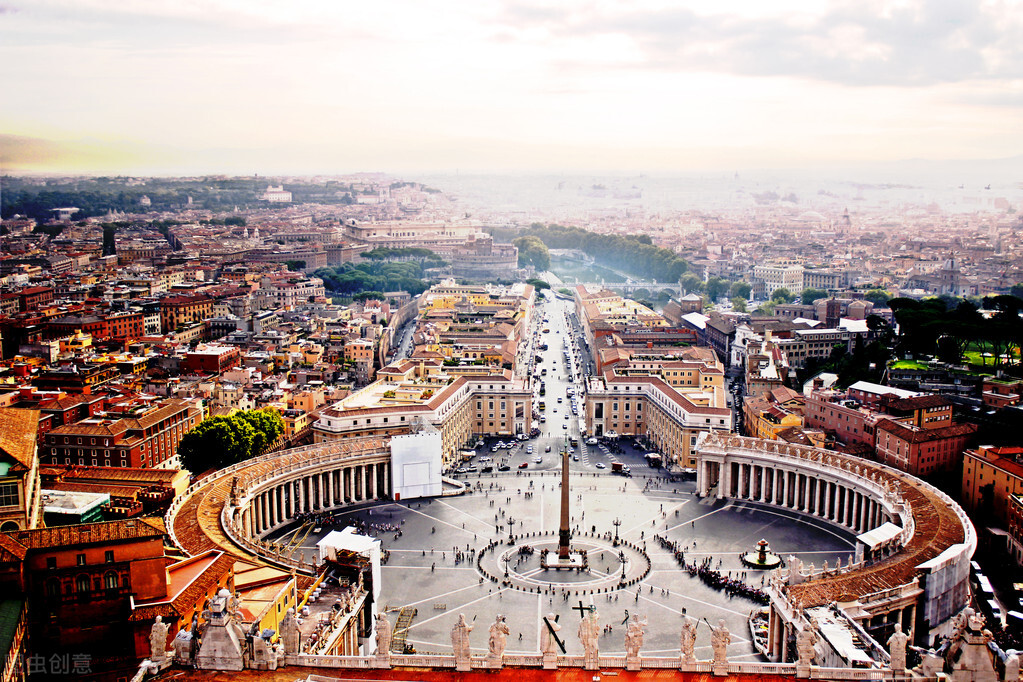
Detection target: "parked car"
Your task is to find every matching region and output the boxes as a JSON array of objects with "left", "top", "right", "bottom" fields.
[
  {"left": 595, "top": 463, "right": 606, "bottom": 469},
  {"left": 518, "top": 462, "right": 529, "bottom": 469}
]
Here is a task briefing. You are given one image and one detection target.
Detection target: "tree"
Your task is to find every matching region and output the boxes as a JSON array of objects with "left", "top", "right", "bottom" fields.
[
  {"left": 731, "top": 297, "right": 748, "bottom": 313},
  {"left": 513, "top": 236, "right": 551, "bottom": 271},
  {"left": 1011, "top": 283, "right": 1023, "bottom": 300},
  {"left": 728, "top": 281, "right": 751, "bottom": 299},
  {"left": 525, "top": 278, "right": 551, "bottom": 290},
  {"left": 236, "top": 409, "right": 285, "bottom": 456},
  {"left": 705, "top": 277, "right": 729, "bottom": 303},
  {"left": 771, "top": 288, "right": 796, "bottom": 304},
  {"left": 177, "top": 409, "right": 285, "bottom": 475},
  {"left": 680, "top": 274, "right": 704, "bottom": 295},
  {"left": 863, "top": 289, "right": 893, "bottom": 307},
  {"left": 801, "top": 288, "right": 828, "bottom": 305},
  {"left": 177, "top": 415, "right": 256, "bottom": 474}
]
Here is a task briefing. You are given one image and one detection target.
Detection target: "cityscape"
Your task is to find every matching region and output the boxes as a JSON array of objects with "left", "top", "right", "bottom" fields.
[{"left": 2, "top": 1, "right": 1023, "bottom": 682}]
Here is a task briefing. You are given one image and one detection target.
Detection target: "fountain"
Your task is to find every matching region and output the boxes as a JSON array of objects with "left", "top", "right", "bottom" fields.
[{"left": 741, "top": 539, "right": 782, "bottom": 569}]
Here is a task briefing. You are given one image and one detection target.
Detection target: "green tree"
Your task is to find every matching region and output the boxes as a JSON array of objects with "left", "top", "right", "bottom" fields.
[
  {"left": 1010, "top": 283, "right": 1023, "bottom": 300},
  {"left": 731, "top": 297, "right": 748, "bottom": 313},
  {"left": 680, "top": 273, "right": 704, "bottom": 295},
  {"left": 771, "top": 288, "right": 796, "bottom": 304},
  {"left": 236, "top": 409, "right": 285, "bottom": 456},
  {"left": 525, "top": 278, "right": 551, "bottom": 290},
  {"left": 863, "top": 289, "right": 893, "bottom": 307},
  {"left": 177, "top": 415, "right": 256, "bottom": 474},
  {"left": 513, "top": 236, "right": 551, "bottom": 271},
  {"left": 728, "top": 281, "right": 751, "bottom": 299},
  {"left": 177, "top": 409, "right": 285, "bottom": 475},
  {"left": 705, "top": 277, "right": 729, "bottom": 303},
  {"left": 801, "top": 288, "right": 828, "bottom": 305}
]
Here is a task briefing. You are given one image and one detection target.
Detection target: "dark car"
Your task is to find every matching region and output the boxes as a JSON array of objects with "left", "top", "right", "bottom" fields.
[{"left": 498, "top": 464, "right": 510, "bottom": 471}]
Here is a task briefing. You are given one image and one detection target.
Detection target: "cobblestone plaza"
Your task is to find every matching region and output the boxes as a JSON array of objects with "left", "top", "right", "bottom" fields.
[{"left": 272, "top": 468, "right": 857, "bottom": 660}]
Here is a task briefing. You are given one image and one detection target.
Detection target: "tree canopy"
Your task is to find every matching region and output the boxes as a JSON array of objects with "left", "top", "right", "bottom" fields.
[
  {"left": 314, "top": 260, "right": 436, "bottom": 297},
  {"left": 771, "top": 288, "right": 796, "bottom": 304},
  {"left": 513, "top": 236, "right": 551, "bottom": 271},
  {"left": 801, "top": 288, "right": 828, "bottom": 305},
  {"left": 489, "top": 223, "right": 688, "bottom": 283},
  {"left": 177, "top": 409, "right": 285, "bottom": 475}
]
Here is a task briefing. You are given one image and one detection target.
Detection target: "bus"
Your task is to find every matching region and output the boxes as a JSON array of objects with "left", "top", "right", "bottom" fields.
[{"left": 538, "top": 402, "right": 546, "bottom": 411}]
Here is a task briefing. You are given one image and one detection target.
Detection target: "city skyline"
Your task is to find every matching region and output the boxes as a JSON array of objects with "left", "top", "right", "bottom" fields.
[{"left": 3, "top": 0, "right": 1023, "bottom": 175}]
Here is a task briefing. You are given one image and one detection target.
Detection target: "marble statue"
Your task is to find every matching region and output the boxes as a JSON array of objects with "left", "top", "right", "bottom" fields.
[
  {"left": 680, "top": 615, "right": 698, "bottom": 664},
  {"left": 710, "top": 619, "right": 731, "bottom": 665},
  {"left": 150, "top": 616, "right": 170, "bottom": 663},
  {"left": 887, "top": 623, "right": 909, "bottom": 672},
  {"left": 624, "top": 613, "right": 648, "bottom": 659},
  {"left": 280, "top": 608, "right": 300, "bottom": 655},
  {"left": 488, "top": 614, "right": 510, "bottom": 661},
  {"left": 173, "top": 629, "right": 193, "bottom": 666},
  {"left": 578, "top": 608, "right": 600, "bottom": 670},
  {"left": 451, "top": 613, "right": 474, "bottom": 671},
  {"left": 375, "top": 612, "right": 392, "bottom": 656},
  {"left": 540, "top": 612, "right": 561, "bottom": 657},
  {"left": 796, "top": 624, "right": 817, "bottom": 666}
]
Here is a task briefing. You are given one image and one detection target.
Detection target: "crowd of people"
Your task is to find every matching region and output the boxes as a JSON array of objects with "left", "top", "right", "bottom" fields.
[{"left": 654, "top": 534, "right": 770, "bottom": 605}]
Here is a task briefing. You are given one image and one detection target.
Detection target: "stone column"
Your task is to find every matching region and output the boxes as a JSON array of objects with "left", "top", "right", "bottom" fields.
[
  {"left": 771, "top": 469, "right": 780, "bottom": 504},
  {"left": 814, "top": 479, "right": 822, "bottom": 515},
  {"left": 824, "top": 482, "right": 833, "bottom": 520},
  {"left": 737, "top": 463, "right": 746, "bottom": 499},
  {"left": 717, "top": 459, "right": 730, "bottom": 500},
  {"left": 327, "top": 471, "right": 335, "bottom": 508},
  {"left": 843, "top": 488, "right": 852, "bottom": 527},
  {"left": 759, "top": 466, "right": 767, "bottom": 503},
  {"left": 369, "top": 464, "right": 378, "bottom": 499}
]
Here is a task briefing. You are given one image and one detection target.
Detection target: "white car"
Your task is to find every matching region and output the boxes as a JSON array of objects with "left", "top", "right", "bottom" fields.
[
  {"left": 595, "top": 463, "right": 606, "bottom": 469},
  {"left": 586, "top": 437, "right": 598, "bottom": 445}
]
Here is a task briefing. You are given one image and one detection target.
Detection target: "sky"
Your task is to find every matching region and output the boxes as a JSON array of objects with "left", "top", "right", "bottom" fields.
[{"left": 1, "top": 0, "right": 1022, "bottom": 175}]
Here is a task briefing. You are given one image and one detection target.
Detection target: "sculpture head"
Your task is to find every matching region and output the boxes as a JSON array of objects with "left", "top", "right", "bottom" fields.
[
  {"left": 718, "top": 619, "right": 726, "bottom": 628},
  {"left": 155, "top": 616, "right": 163, "bottom": 625}
]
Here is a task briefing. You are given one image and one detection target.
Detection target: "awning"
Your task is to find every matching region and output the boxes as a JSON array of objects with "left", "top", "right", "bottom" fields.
[{"left": 856, "top": 521, "right": 903, "bottom": 550}]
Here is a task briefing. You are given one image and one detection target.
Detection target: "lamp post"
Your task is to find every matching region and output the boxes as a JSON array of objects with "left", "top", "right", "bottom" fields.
[{"left": 613, "top": 517, "right": 622, "bottom": 547}]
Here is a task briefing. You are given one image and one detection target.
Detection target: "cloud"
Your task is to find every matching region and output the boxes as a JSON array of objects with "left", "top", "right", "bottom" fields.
[{"left": 499, "top": 0, "right": 1023, "bottom": 87}]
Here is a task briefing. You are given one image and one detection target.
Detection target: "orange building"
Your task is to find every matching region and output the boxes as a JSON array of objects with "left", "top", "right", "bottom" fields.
[{"left": 961, "top": 445, "right": 1023, "bottom": 525}]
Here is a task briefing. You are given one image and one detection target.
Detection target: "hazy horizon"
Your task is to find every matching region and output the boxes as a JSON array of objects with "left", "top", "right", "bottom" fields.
[{"left": 3, "top": 0, "right": 1023, "bottom": 176}]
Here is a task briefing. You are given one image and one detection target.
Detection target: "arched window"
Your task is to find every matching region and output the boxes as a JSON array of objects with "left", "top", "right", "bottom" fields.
[
  {"left": 104, "top": 571, "right": 119, "bottom": 590},
  {"left": 0, "top": 521, "right": 19, "bottom": 532},
  {"left": 45, "top": 578, "right": 60, "bottom": 598},
  {"left": 75, "top": 574, "right": 90, "bottom": 595}
]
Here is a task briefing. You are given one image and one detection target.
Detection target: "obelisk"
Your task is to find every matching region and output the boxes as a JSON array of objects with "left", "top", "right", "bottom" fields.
[{"left": 558, "top": 447, "right": 571, "bottom": 559}]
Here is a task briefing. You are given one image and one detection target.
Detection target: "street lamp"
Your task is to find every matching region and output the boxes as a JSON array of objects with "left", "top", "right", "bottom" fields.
[{"left": 613, "top": 517, "right": 622, "bottom": 546}]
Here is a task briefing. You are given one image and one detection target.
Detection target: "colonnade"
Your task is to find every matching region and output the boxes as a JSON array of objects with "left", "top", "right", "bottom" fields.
[
  {"left": 698, "top": 457, "right": 889, "bottom": 536},
  {"left": 242, "top": 461, "right": 390, "bottom": 537}
]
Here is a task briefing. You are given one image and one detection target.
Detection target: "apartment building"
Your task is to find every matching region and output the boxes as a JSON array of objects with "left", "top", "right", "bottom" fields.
[
  {"left": 41, "top": 398, "right": 202, "bottom": 469},
  {"left": 584, "top": 356, "right": 731, "bottom": 469},
  {"left": 961, "top": 445, "right": 1023, "bottom": 525},
  {"left": 313, "top": 356, "right": 532, "bottom": 465}
]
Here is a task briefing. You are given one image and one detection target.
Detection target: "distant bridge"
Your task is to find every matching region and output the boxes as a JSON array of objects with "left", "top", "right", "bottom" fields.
[{"left": 577, "top": 281, "right": 681, "bottom": 296}]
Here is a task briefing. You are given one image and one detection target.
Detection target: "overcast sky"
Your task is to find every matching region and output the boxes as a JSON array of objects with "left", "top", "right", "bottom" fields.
[{"left": 2, "top": 0, "right": 1021, "bottom": 175}]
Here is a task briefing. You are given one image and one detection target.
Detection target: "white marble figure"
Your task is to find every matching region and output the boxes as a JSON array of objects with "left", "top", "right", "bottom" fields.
[
  {"left": 541, "top": 612, "right": 561, "bottom": 656},
  {"left": 710, "top": 619, "right": 731, "bottom": 665},
  {"left": 796, "top": 624, "right": 817, "bottom": 666},
  {"left": 680, "top": 615, "right": 698, "bottom": 664},
  {"left": 173, "top": 629, "right": 193, "bottom": 666},
  {"left": 488, "top": 614, "right": 510, "bottom": 660},
  {"left": 887, "top": 623, "right": 909, "bottom": 672},
  {"left": 451, "top": 613, "right": 474, "bottom": 670},
  {"left": 280, "top": 608, "right": 300, "bottom": 655},
  {"left": 625, "top": 613, "right": 648, "bottom": 659},
  {"left": 578, "top": 608, "right": 600, "bottom": 670},
  {"left": 150, "top": 616, "right": 170, "bottom": 663},
  {"left": 375, "top": 612, "right": 392, "bottom": 656}
]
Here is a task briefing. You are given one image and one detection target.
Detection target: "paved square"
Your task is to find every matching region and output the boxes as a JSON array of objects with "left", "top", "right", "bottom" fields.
[{"left": 274, "top": 464, "right": 856, "bottom": 662}]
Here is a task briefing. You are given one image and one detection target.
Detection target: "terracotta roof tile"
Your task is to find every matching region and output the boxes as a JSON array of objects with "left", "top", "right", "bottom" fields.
[{"left": 0, "top": 408, "right": 39, "bottom": 469}]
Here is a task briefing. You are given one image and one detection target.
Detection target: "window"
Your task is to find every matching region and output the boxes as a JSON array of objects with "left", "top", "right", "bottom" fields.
[
  {"left": 75, "top": 574, "right": 90, "bottom": 595},
  {"left": 0, "top": 480, "right": 19, "bottom": 508},
  {"left": 104, "top": 571, "right": 119, "bottom": 590},
  {"left": 46, "top": 578, "right": 61, "bottom": 598},
  {"left": 77, "top": 553, "right": 86, "bottom": 566},
  {"left": 105, "top": 550, "right": 114, "bottom": 563},
  {"left": 46, "top": 557, "right": 57, "bottom": 570}
]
